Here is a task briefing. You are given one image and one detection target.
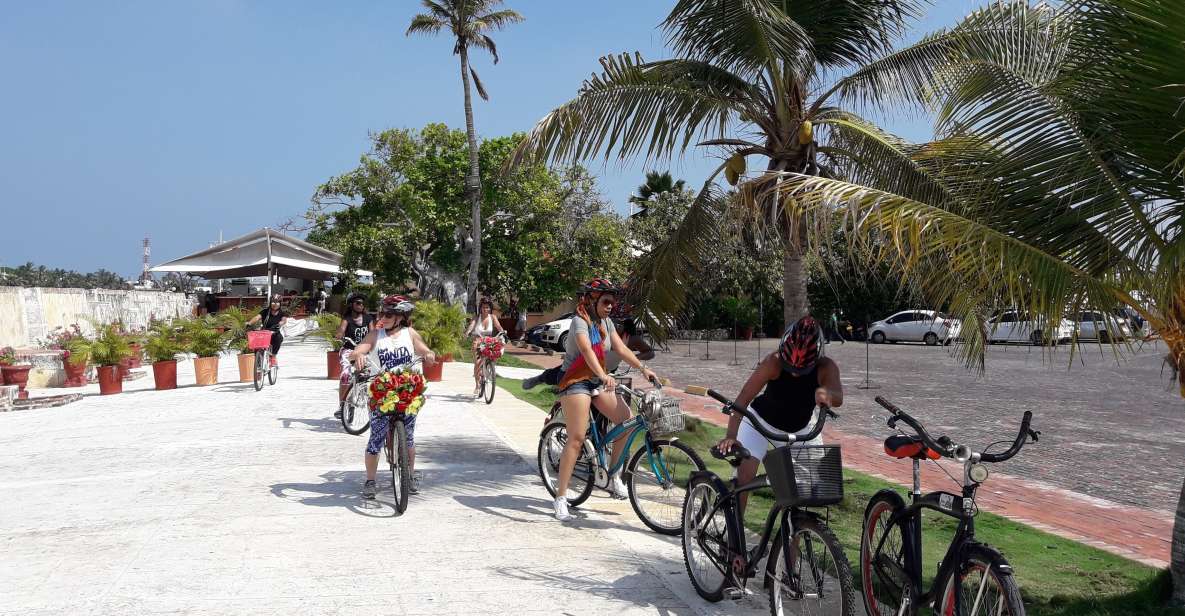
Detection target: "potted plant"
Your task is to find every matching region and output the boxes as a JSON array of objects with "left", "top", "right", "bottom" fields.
[
  {"left": 183, "top": 317, "right": 227, "bottom": 386},
  {"left": 118, "top": 327, "right": 146, "bottom": 378},
  {"left": 216, "top": 307, "right": 256, "bottom": 383},
  {"left": 313, "top": 313, "right": 344, "bottom": 379},
  {"left": 413, "top": 299, "right": 466, "bottom": 381},
  {"left": 83, "top": 323, "right": 133, "bottom": 395},
  {"left": 721, "top": 296, "right": 759, "bottom": 340},
  {"left": 144, "top": 320, "right": 183, "bottom": 390},
  {"left": 42, "top": 325, "right": 88, "bottom": 387},
  {"left": 0, "top": 346, "right": 34, "bottom": 399}
]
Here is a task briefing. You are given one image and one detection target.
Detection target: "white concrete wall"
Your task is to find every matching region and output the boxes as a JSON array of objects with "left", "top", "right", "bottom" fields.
[{"left": 0, "top": 287, "right": 197, "bottom": 348}]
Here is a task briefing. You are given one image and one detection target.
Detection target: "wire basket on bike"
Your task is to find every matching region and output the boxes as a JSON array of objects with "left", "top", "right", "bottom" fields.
[
  {"left": 764, "top": 444, "right": 844, "bottom": 507},
  {"left": 641, "top": 391, "right": 685, "bottom": 436},
  {"left": 247, "top": 330, "right": 273, "bottom": 351}
]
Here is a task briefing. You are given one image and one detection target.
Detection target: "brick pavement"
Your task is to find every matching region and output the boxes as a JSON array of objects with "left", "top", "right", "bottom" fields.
[{"left": 509, "top": 341, "right": 1175, "bottom": 568}]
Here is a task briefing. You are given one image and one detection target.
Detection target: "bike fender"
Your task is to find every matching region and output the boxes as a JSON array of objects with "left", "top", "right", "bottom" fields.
[{"left": 866, "top": 488, "right": 908, "bottom": 519}]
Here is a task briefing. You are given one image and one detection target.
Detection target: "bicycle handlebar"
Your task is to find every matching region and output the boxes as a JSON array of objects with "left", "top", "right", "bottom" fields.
[
  {"left": 706, "top": 389, "right": 836, "bottom": 443},
  {"left": 873, "top": 396, "right": 1037, "bottom": 463}
]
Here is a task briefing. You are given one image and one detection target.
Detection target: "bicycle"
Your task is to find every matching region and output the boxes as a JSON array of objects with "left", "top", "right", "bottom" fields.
[
  {"left": 375, "top": 358, "right": 425, "bottom": 515},
  {"left": 862, "top": 396, "right": 1039, "bottom": 616},
  {"left": 681, "top": 389, "right": 853, "bottom": 615},
  {"left": 537, "top": 374, "right": 706, "bottom": 534},
  {"left": 247, "top": 329, "right": 278, "bottom": 392},
  {"left": 475, "top": 332, "right": 506, "bottom": 405},
  {"left": 338, "top": 339, "right": 371, "bottom": 435}
]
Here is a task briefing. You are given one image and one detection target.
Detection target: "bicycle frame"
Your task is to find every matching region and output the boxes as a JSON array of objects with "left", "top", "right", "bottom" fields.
[
  {"left": 691, "top": 469, "right": 799, "bottom": 579},
  {"left": 584, "top": 412, "right": 674, "bottom": 483}
]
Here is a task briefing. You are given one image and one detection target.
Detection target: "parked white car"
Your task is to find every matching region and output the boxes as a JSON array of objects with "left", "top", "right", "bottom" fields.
[
  {"left": 868, "top": 310, "right": 961, "bottom": 345},
  {"left": 1072, "top": 310, "right": 1131, "bottom": 342},
  {"left": 986, "top": 311, "right": 1074, "bottom": 344},
  {"left": 539, "top": 312, "right": 576, "bottom": 351}
]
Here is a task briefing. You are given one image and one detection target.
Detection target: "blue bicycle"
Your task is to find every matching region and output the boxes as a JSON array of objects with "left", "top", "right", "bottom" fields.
[{"left": 537, "top": 376, "right": 705, "bottom": 534}]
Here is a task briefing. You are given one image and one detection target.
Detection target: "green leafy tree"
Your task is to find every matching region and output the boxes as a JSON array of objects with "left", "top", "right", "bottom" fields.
[
  {"left": 407, "top": 0, "right": 524, "bottom": 312},
  {"left": 510, "top": 0, "right": 925, "bottom": 334},
  {"left": 0, "top": 262, "right": 130, "bottom": 290},
  {"left": 780, "top": 0, "right": 1185, "bottom": 603},
  {"left": 629, "top": 171, "right": 686, "bottom": 217}
]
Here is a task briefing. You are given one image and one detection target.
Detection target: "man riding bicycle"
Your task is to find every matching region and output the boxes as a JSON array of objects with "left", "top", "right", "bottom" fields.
[{"left": 351, "top": 295, "right": 437, "bottom": 498}]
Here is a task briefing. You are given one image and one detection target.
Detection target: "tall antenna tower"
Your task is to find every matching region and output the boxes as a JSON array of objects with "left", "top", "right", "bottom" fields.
[{"left": 140, "top": 236, "right": 152, "bottom": 284}]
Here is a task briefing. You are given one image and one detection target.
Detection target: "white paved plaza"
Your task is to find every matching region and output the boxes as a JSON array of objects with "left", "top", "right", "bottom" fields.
[{"left": 0, "top": 337, "right": 781, "bottom": 616}]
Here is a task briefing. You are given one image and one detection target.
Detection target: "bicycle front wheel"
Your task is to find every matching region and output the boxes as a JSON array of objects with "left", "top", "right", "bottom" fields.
[
  {"left": 253, "top": 350, "right": 265, "bottom": 391},
  {"left": 681, "top": 475, "right": 734, "bottom": 602},
  {"left": 389, "top": 419, "right": 410, "bottom": 514},
  {"left": 536, "top": 422, "right": 594, "bottom": 507},
  {"left": 483, "top": 360, "right": 496, "bottom": 404},
  {"left": 267, "top": 354, "right": 278, "bottom": 385},
  {"left": 937, "top": 544, "right": 1025, "bottom": 616},
  {"left": 768, "top": 514, "right": 855, "bottom": 616},
  {"left": 861, "top": 491, "right": 910, "bottom": 616},
  {"left": 626, "top": 439, "right": 705, "bottom": 535},
  {"left": 341, "top": 382, "right": 371, "bottom": 435}
]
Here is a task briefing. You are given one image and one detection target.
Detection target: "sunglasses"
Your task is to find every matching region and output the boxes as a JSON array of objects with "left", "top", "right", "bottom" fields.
[{"left": 352, "top": 300, "right": 365, "bottom": 305}]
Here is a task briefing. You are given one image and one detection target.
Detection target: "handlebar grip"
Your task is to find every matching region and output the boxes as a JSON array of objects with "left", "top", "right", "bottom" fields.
[
  {"left": 874, "top": 396, "right": 902, "bottom": 415},
  {"left": 706, "top": 389, "right": 730, "bottom": 405},
  {"left": 980, "top": 411, "right": 1035, "bottom": 463}
]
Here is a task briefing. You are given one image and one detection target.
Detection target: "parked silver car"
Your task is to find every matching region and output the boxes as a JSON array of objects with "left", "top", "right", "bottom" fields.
[{"left": 868, "top": 310, "right": 961, "bottom": 345}]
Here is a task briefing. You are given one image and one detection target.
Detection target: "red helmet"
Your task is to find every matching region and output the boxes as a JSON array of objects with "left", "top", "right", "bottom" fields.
[
  {"left": 778, "top": 316, "right": 823, "bottom": 375},
  {"left": 381, "top": 295, "right": 414, "bottom": 314},
  {"left": 582, "top": 278, "right": 620, "bottom": 295}
]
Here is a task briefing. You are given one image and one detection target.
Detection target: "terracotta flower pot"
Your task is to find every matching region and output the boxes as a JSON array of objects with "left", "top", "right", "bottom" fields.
[
  {"left": 118, "top": 357, "right": 134, "bottom": 379},
  {"left": 128, "top": 344, "right": 143, "bottom": 369},
  {"left": 327, "top": 350, "right": 342, "bottom": 380},
  {"left": 97, "top": 365, "right": 122, "bottom": 395},
  {"left": 1, "top": 365, "right": 33, "bottom": 399},
  {"left": 441, "top": 353, "right": 454, "bottom": 363},
  {"left": 194, "top": 356, "right": 220, "bottom": 386},
  {"left": 422, "top": 360, "right": 444, "bottom": 383},
  {"left": 237, "top": 353, "right": 255, "bottom": 382},
  {"left": 152, "top": 360, "right": 178, "bottom": 391},
  {"left": 734, "top": 326, "right": 754, "bottom": 341},
  {"left": 63, "top": 359, "right": 88, "bottom": 387}
]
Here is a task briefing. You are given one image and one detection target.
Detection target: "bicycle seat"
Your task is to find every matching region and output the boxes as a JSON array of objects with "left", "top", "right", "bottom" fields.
[
  {"left": 710, "top": 444, "right": 752, "bottom": 467},
  {"left": 884, "top": 435, "right": 941, "bottom": 460}
]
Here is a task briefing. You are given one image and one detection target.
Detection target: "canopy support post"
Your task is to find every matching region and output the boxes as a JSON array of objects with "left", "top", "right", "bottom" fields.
[{"left": 265, "top": 228, "right": 273, "bottom": 300}]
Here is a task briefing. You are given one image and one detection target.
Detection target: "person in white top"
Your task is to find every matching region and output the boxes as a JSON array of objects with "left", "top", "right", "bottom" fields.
[
  {"left": 464, "top": 298, "right": 506, "bottom": 396},
  {"left": 351, "top": 295, "right": 437, "bottom": 499}
]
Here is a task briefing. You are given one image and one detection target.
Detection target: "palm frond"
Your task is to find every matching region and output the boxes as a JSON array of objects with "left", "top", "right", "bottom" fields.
[
  {"left": 784, "top": 0, "right": 926, "bottom": 69},
  {"left": 508, "top": 55, "right": 759, "bottom": 168},
  {"left": 472, "top": 9, "right": 525, "bottom": 33},
  {"left": 470, "top": 34, "right": 499, "bottom": 63},
  {"left": 406, "top": 13, "right": 446, "bottom": 36},
  {"left": 662, "top": 0, "right": 815, "bottom": 78},
  {"left": 470, "top": 66, "right": 489, "bottom": 101}
]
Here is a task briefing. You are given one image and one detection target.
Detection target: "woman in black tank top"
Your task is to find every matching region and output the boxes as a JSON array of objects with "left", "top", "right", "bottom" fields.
[
  {"left": 334, "top": 294, "right": 373, "bottom": 417},
  {"left": 716, "top": 316, "right": 844, "bottom": 516}
]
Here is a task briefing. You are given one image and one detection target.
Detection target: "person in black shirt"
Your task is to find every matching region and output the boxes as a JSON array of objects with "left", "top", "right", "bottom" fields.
[
  {"left": 247, "top": 295, "right": 288, "bottom": 366},
  {"left": 714, "top": 316, "right": 843, "bottom": 516},
  {"left": 334, "top": 293, "right": 373, "bottom": 418}
]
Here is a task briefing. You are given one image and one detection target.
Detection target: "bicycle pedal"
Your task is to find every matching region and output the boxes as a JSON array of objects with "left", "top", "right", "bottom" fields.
[{"left": 723, "top": 586, "right": 754, "bottom": 600}]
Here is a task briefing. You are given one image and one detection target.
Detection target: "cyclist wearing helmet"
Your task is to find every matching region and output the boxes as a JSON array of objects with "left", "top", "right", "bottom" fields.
[
  {"left": 464, "top": 297, "right": 506, "bottom": 396},
  {"left": 334, "top": 293, "right": 374, "bottom": 419},
  {"left": 715, "top": 315, "right": 843, "bottom": 515},
  {"left": 551, "top": 278, "right": 661, "bottom": 522},
  {"left": 351, "top": 295, "right": 437, "bottom": 498},
  {"left": 246, "top": 294, "right": 288, "bottom": 366}
]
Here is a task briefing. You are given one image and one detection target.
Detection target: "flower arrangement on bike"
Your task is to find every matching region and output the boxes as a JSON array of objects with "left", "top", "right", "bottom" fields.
[
  {"left": 369, "top": 370, "right": 427, "bottom": 415},
  {"left": 465, "top": 298, "right": 506, "bottom": 396},
  {"left": 350, "top": 295, "right": 437, "bottom": 499},
  {"left": 475, "top": 335, "right": 504, "bottom": 360},
  {"left": 550, "top": 278, "right": 662, "bottom": 522}
]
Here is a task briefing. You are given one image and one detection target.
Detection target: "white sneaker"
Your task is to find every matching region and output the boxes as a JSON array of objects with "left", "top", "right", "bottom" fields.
[
  {"left": 608, "top": 473, "right": 629, "bottom": 500},
  {"left": 553, "top": 496, "right": 573, "bottom": 522}
]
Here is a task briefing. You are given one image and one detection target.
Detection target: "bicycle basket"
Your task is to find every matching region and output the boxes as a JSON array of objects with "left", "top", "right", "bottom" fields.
[
  {"left": 764, "top": 444, "right": 843, "bottom": 507},
  {"left": 641, "top": 391, "right": 684, "bottom": 436},
  {"left": 247, "top": 330, "right": 273, "bottom": 350}
]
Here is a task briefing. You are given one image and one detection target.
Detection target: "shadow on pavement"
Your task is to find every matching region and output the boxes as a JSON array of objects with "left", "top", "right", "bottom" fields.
[
  {"left": 277, "top": 417, "right": 342, "bottom": 433},
  {"left": 452, "top": 492, "right": 649, "bottom": 537},
  {"left": 269, "top": 469, "right": 400, "bottom": 518},
  {"left": 492, "top": 565, "right": 692, "bottom": 616}
]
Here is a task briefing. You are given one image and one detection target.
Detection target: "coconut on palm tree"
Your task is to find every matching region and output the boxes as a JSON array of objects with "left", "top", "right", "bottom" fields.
[
  {"left": 773, "top": 0, "right": 1185, "bottom": 604},
  {"left": 511, "top": 0, "right": 926, "bottom": 329},
  {"left": 407, "top": 0, "right": 523, "bottom": 312}
]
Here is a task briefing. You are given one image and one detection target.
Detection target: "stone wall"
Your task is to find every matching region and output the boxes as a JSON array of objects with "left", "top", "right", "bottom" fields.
[{"left": 0, "top": 287, "right": 197, "bottom": 348}]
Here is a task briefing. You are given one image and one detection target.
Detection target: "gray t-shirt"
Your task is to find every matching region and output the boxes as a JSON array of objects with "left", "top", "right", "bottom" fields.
[{"left": 561, "top": 316, "right": 613, "bottom": 372}]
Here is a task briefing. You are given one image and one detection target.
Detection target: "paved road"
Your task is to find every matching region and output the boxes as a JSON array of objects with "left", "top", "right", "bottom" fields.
[
  {"left": 649, "top": 338, "right": 1185, "bottom": 513},
  {"left": 0, "top": 339, "right": 792, "bottom": 615}
]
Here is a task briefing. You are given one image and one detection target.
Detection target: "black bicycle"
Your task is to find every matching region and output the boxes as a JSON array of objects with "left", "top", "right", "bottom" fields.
[
  {"left": 681, "top": 389, "right": 854, "bottom": 616},
  {"left": 339, "top": 339, "right": 371, "bottom": 435},
  {"left": 862, "top": 396, "right": 1039, "bottom": 616}
]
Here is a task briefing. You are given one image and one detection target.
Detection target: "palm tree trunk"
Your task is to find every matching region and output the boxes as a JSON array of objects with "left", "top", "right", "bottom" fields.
[
  {"left": 458, "top": 46, "right": 482, "bottom": 312},
  {"left": 782, "top": 220, "right": 810, "bottom": 326},
  {"left": 1174, "top": 479, "right": 1185, "bottom": 605}
]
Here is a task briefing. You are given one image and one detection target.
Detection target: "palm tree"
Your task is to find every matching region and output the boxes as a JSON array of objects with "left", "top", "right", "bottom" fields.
[
  {"left": 629, "top": 171, "right": 686, "bottom": 217},
  {"left": 778, "top": 0, "right": 1185, "bottom": 603},
  {"left": 511, "top": 0, "right": 927, "bottom": 327},
  {"left": 407, "top": 0, "right": 523, "bottom": 311}
]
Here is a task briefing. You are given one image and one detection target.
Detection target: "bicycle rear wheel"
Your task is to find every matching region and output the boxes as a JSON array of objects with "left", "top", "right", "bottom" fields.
[
  {"left": 768, "top": 514, "right": 855, "bottom": 616},
  {"left": 341, "top": 381, "right": 371, "bottom": 435},
  {"left": 253, "top": 350, "right": 265, "bottom": 391},
  {"left": 681, "top": 475, "right": 733, "bottom": 602},
  {"left": 536, "top": 422, "right": 594, "bottom": 507},
  {"left": 860, "top": 491, "right": 910, "bottom": 616},
  {"left": 483, "top": 360, "right": 496, "bottom": 404},
  {"left": 938, "top": 544, "right": 1025, "bottom": 616},
  {"left": 388, "top": 418, "right": 410, "bottom": 514},
  {"left": 626, "top": 439, "right": 705, "bottom": 535}
]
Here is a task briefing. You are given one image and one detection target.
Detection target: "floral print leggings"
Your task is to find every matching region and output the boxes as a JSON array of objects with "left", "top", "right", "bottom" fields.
[{"left": 366, "top": 410, "right": 417, "bottom": 456}]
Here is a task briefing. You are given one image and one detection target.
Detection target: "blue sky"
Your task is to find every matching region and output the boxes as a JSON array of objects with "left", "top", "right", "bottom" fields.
[{"left": 0, "top": 1, "right": 983, "bottom": 277}]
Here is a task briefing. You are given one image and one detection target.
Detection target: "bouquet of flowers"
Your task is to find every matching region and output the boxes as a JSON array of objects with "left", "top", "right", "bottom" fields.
[
  {"left": 369, "top": 368, "right": 427, "bottom": 416},
  {"left": 476, "top": 335, "right": 504, "bottom": 360},
  {"left": 0, "top": 347, "right": 16, "bottom": 366}
]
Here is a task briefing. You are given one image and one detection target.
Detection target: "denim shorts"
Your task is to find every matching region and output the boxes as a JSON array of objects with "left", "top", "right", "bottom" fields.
[{"left": 558, "top": 378, "right": 603, "bottom": 398}]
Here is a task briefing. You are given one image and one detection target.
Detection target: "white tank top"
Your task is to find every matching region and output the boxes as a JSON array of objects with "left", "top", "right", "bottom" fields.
[
  {"left": 474, "top": 315, "right": 495, "bottom": 336},
  {"left": 368, "top": 327, "right": 420, "bottom": 374}
]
